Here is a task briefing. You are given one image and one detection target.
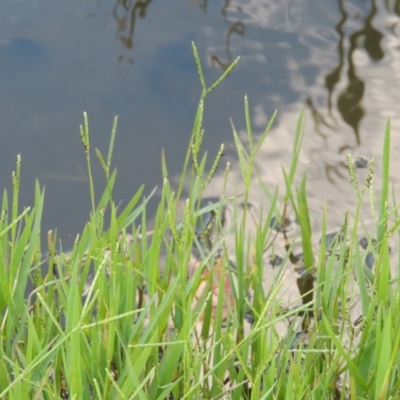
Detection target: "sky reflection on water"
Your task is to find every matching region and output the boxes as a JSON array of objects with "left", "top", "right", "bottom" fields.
[{"left": 1, "top": 0, "right": 400, "bottom": 247}]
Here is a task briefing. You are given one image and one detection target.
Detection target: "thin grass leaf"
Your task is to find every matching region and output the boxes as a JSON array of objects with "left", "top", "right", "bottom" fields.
[
  {"left": 322, "top": 314, "right": 367, "bottom": 391},
  {"left": 231, "top": 119, "right": 250, "bottom": 184},
  {"left": 207, "top": 56, "right": 240, "bottom": 94},
  {"left": 376, "top": 238, "right": 391, "bottom": 302},
  {"left": 244, "top": 95, "right": 253, "bottom": 150},
  {"left": 353, "top": 241, "right": 370, "bottom": 316},
  {"left": 11, "top": 153, "right": 22, "bottom": 245},
  {"left": 107, "top": 115, "right": 118, "bottom": 170},
  {"left": 375, "top": 310, "right": 391, "bottom": 399},
  {"left": 253, "top": 109, "right": 278, "bottom": 156},
  {"left": 192, "top": 42, "right": 206, "bottom": 90},
  {"left": 378, "top": 118, "right": 391, "bottom": 247},
  {"left": 282, "top": 168, "right": 298, "bottom": 217},
  {"left": 161, "top": 148, "right": 168, "bottom": 179},
  {"left": 119, "top": 187, "right": 156, "bottom": 232},
  {"left": 297, "top": 171, "right": 314, "bottom": 271},
  {"left": 285, "top": 109, "right": 306, "bottom": 201}
]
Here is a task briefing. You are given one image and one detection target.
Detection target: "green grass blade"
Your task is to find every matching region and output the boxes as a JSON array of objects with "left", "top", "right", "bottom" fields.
[
  {"left": 192, "top": 42, "right": 206, "bottom": 90},
  {"left": 378, "top": 118, "right": 391, "bottom": 247}
]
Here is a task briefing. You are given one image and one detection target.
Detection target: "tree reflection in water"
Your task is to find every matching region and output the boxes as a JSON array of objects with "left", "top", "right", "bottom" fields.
[
  {"left": 91, "top": 0, "right": 400, "bottom": 184},
  {"left": 112, "top": 0, "right": 153, "bottom": 64},
  {"left": 306, "top": 0, "right": 387, "bottom": 183},
  {"left": 325, "top": 0, "right": 384, "bottom": 153},
  {"left": 195, "top": 0, "right": 387, "bottom": 159}
]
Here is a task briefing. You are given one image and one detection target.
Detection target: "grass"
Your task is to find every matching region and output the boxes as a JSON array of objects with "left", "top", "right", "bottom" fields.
[{"left": 1, "top": 43, "right": 400, "bottom": 399}]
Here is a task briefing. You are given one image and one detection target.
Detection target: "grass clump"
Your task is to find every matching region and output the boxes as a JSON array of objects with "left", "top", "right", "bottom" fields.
[{"left": 1, "top": 44, "right": 400, "bottom": 400}]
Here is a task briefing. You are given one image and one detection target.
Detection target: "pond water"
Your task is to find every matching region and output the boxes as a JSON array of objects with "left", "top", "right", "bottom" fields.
[{"left": 1, "top": 0, "right": 400, "bottom": 250}]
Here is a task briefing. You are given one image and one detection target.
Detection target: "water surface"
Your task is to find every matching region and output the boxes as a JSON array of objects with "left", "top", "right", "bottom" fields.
[{"left": 1, "top": 0, "right": 400, "bottom": 249}]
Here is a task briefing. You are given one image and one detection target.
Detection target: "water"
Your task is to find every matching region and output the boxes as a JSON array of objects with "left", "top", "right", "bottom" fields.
[{"left": 1, "top": 0, "right": 400, "bottom": 252}]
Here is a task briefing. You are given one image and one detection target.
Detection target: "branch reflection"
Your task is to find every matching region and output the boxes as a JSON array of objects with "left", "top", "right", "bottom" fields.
[
  {"left": 311, "top": 0, "right": 384, "bottom": 153},
  {"left": 203, "top": 0, "right": 246, "bottom": 70},
  {"left": 308, "top": 0, "right": 387, "bottom": 184},
  {"left": 190, "top": 0, "right": 208, "bottom": 13},
  {"left": 98, "top": 0, "right": 394, "bottom": 161},
  {"left": 112, "top": 0, "right": 153, "bottom": 64}
]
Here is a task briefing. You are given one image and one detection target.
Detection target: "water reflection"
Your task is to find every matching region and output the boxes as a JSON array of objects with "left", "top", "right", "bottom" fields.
[
  {"left": 389, "top": 0, "right": 400, "bottom": 15},
  {"left": 112, "top": 0, "right": 153, "bottom": 63},
  {"left": 193, "top": 0, "right": 246, "bottom": 70},
  {"left": 194, "top": 0, "right": 387, "bottom": 157},
  {"left": 3, "top": 0, "right": 400, "bottom": 250},
  {"left": 191, "top": 0, "right": 208, "bottom": 12},
  {"left": 299, "top": 0, "right": 399, "bottom": 186},
  {"left": 87, "top": 0, "right": 398, "bottom": 148},
  {"left": 321, "top": 0, "right": 384, "bottom": 152},
  {"left": 181, "top": 1, "right": 387, "bottom": 191},
  {"left": 208, "top": 1, "right": 246, "bottom": 69}
]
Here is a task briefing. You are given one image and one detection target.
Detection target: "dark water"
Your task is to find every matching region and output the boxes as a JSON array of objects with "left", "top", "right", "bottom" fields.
[{"left": 1, "top": 0, "right": 400, "bottom": 249}]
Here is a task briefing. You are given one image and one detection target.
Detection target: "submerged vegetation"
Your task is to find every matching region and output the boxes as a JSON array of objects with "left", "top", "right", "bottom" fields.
[{"left": 1, "top": 44, "right": 400, "bottom": 399}]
